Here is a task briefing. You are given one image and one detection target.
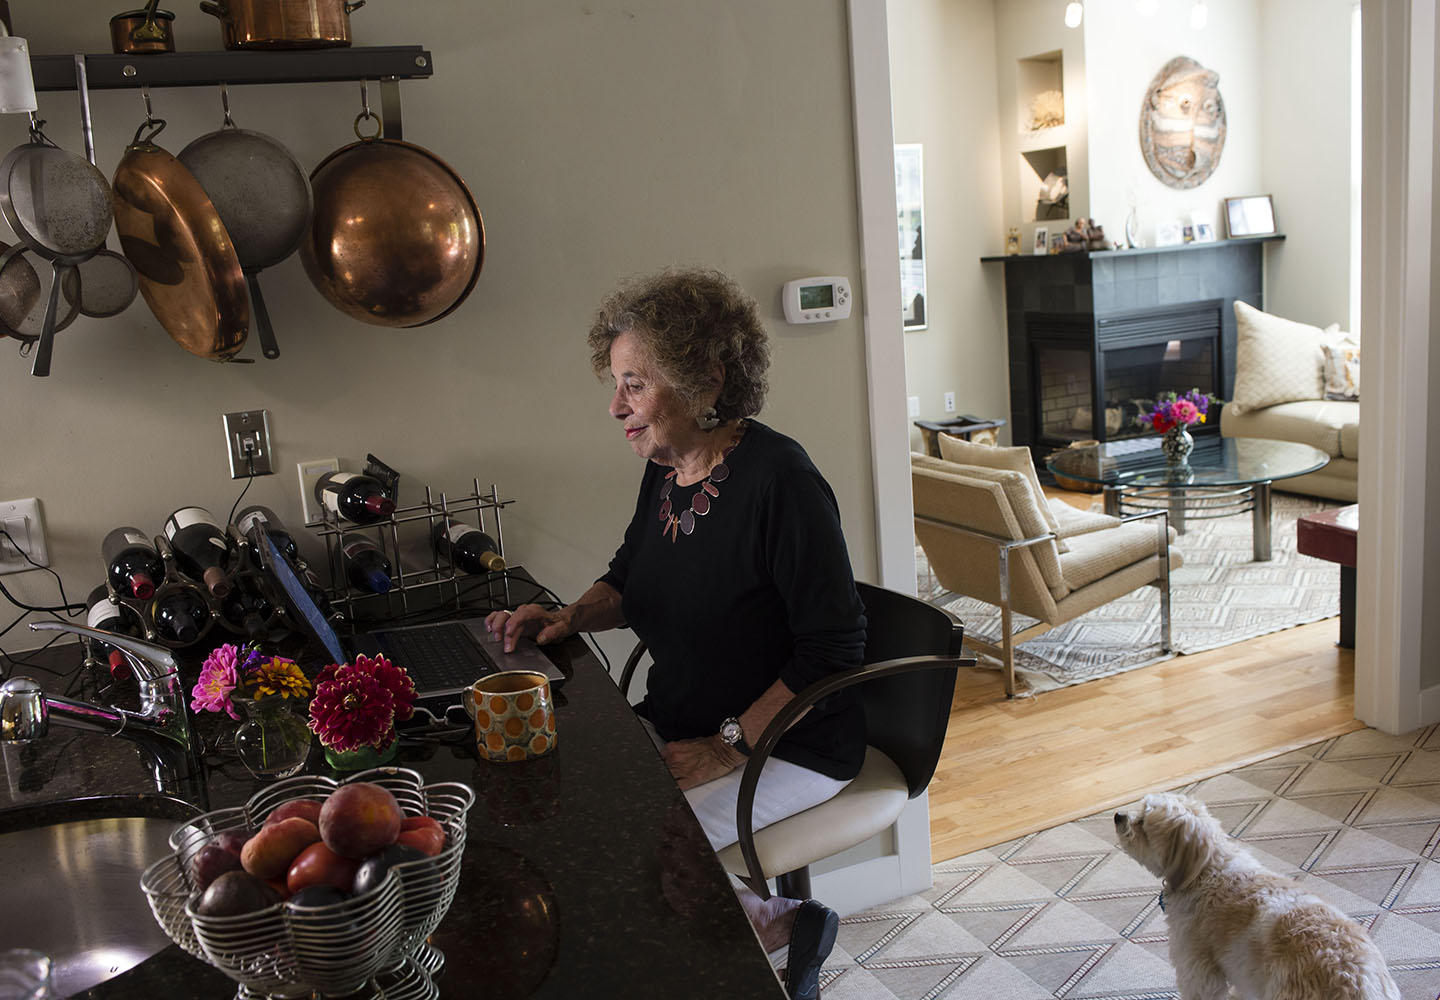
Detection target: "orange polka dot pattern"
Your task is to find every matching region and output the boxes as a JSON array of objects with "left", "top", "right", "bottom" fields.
[{"left": 471, "top": 671, "right": 557, "bottom": 762}]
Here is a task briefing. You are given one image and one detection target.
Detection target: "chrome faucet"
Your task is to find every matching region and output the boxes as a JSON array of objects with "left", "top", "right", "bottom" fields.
[{"left": 1, "top": 622, "right": 200, "bottom": 799}]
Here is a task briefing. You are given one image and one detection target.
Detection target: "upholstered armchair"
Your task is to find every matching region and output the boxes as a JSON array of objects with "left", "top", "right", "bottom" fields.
[{"left": 912, "top": 452, "right": 1183, "bottom": 697}]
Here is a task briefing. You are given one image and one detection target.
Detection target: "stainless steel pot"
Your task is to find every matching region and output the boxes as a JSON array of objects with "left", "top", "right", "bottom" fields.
[{"left": 198, "top": 0, "right": 365, "bottom": 50}]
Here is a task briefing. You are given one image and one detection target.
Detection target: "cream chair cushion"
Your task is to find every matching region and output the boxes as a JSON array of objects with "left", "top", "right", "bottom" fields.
[
  {"left": 715, "top": 746, "right": 908, "bottom": 881},
  {"left": 937, "top": 433, "right": 1068, "bottom": 551},
  {"left": 1221, "top": 398, "right": 1358, "bottom": 459},
  {"left": 1059, "top": 517, "right": 1175, "bottom": 591},
  {"left": 1230, "top": 301, "right": 1328, "bottom": 414}
]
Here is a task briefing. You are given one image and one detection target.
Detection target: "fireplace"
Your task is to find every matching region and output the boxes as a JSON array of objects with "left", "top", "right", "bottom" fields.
[{"left": 984, "top": 239, "right": 1276, "bottom": 451}]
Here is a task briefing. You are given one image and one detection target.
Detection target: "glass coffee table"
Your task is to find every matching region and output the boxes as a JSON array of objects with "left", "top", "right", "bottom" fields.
[{"left": 1046, "top": 436, "right": 1330, "bottom": 561}]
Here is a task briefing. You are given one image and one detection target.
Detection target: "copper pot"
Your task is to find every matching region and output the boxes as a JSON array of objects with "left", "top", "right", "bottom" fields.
[
  {"left": 110, "top": 4, "right": 176, "bottom": 54},
  {"left": 300, "top": 138, "right": 484, "bottom": 328},
  {"left": 198, "top": 0, "right": 365, "bottom": 50}
]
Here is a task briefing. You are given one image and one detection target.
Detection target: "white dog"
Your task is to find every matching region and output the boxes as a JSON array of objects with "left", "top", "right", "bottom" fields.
[{"left": 1114, "top": 792, "right": 1400, "bottom": 1000}]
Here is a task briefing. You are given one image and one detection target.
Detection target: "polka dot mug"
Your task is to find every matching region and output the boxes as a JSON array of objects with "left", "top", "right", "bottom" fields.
[{"left": 464, "top": 670, "right": 558, "bottom": 761}]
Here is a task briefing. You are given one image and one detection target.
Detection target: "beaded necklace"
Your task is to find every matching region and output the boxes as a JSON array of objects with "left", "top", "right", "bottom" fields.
[{"left": 658, "top": 421, "right": 747, "bottom": 542}]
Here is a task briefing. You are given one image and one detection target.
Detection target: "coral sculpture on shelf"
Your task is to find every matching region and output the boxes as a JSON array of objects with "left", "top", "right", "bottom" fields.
[{"left": 1028, "top": 89, "right": 1065, "bottom": 130}]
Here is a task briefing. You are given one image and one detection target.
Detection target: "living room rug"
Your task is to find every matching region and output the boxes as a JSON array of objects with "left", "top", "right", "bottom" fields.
[
  {"left": 818, "top": 725, "right": 1440, "bottom": 1000},
  {"left": 917, "top": 492, "right": 1342, "bottom": 694}
]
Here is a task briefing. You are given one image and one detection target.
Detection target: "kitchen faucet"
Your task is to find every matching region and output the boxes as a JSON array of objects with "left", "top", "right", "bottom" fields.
[{"left": 1, "top": 622, "right": 202, "bottom": 801}]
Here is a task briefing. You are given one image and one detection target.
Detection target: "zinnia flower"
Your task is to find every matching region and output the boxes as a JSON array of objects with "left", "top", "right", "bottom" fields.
[
  {"left": 250, "top": 657, "right": 312, "bottom": 700},
  {"left": 191, "top": 644, "right": 241, "bottom": 720},
  {"left": 308, "top": 664, "right": 398, "bottom": 752},
  {"left": 1170, "top": 399, "right": 1199, "bottom": 425}
]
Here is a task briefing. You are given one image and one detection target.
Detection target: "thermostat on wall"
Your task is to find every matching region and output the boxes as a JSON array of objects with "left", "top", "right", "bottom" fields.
[{"left": 782, "top": 276, "right": 852, "bottom": 324}]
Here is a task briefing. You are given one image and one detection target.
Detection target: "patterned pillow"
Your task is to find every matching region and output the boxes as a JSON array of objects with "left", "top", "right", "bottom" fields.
[
  {"left": 1230, "top": 301, "right": 1326, "bottom": 415},
  {"left": 936, "top": 433, "right": 1068, "bottom": 552},
  {"left": 1322, "top": 340, "right": 1360, "bottom": 400}
]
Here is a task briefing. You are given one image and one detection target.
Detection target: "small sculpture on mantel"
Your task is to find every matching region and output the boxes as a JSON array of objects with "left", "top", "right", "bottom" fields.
[{"left": 1059, "top": 218, "right": 1109, "bottom": 253}]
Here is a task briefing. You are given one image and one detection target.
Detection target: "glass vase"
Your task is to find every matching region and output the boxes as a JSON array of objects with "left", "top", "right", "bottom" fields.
[
  {"left": 323, "top": 733, "right": 399, "bottom": 772},
  {"left": 1161, "top": 425, "right": 1194, "bottom": 464},
  {"left": 233, "top": 696, "right": 312, "bottom": 780}
]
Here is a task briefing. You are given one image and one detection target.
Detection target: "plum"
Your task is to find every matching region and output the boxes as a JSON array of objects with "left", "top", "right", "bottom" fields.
[
  {"left": 352, "top": 843, "right": 430, "bottom": 898},
  {"left": 188, "top": 843, "right": 243, "bottom": 891},
  {"left": 194, "top": 870, "right": 283, "bottom": 917}
]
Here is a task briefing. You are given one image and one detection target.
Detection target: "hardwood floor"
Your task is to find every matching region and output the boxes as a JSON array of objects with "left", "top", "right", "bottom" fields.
[{"left": 924, "top": 490, "right": 1360, "bottom": 863}]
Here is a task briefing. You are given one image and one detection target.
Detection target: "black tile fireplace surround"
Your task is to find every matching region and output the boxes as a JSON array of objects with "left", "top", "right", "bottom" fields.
[{"left": 984, "top": 238, "right": 1281, "bottom": 453}]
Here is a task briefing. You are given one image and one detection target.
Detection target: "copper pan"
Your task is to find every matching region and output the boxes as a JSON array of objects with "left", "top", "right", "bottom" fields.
[
  {"left": 300, "top": 136, "right": 483, "bottom": 328},
  {"left": 112, "top": 118, "right": 249, "bottom": 361}
]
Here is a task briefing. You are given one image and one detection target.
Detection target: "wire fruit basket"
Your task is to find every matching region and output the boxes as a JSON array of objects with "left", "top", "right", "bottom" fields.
[{"left": 140, "top": 767, "right": 474, "bottom": 999}]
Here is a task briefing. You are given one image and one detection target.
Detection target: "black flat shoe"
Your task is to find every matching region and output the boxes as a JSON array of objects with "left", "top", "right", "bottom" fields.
[{"left": 783, "top": 898, "right": 838, "bottom": 1000}]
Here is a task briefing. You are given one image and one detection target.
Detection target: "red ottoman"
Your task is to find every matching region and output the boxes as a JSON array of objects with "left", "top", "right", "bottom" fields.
[{"left": 1296, "top": 504, "right": 1358, "bottom": 648}]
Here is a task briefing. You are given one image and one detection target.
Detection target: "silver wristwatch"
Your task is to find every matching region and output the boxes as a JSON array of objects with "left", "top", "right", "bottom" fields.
[{"left": 718, "top": 716, "right": 752, "bottom": 756}]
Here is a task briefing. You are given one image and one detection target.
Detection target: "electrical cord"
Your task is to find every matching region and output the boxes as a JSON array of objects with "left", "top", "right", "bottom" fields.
[
  {"left": 0, "top": 526, "right": 85, "bottom": 615},
  {"left": 227, "top": 453, "right": 257, "bottom": 526}
]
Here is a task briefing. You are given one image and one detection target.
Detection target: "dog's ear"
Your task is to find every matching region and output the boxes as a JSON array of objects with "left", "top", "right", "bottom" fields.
[{"left": 1144, "top": 794, "right": 1223, "bottom": 891}]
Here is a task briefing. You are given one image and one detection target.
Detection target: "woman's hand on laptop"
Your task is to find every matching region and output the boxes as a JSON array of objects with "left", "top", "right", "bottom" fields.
[{"left": 485, "top": 603, "right": 572, "bottom": 652}]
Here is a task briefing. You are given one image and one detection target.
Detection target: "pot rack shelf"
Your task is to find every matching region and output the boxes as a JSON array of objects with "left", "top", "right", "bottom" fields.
[{"left": 27, "top": 45, "right": 433, "bottom": 136}]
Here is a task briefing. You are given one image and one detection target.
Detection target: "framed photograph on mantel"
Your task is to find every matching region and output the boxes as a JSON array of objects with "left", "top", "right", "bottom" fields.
[
  {"left": 1224, "top": 195, "right": 1277, "bottom": 238},
  {"left": 895, "top": 143, "right": 928, "bottom": 330}
]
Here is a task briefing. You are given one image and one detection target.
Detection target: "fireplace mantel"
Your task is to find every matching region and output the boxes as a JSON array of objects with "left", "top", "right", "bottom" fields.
[{"left": 983, "top": 237, "right": 1283, "bottom": 451}]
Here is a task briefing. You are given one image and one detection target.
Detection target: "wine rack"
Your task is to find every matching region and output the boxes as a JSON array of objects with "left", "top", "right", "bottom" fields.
[{"left": 312, "top": 479, "right": 516, "bottom": 623}]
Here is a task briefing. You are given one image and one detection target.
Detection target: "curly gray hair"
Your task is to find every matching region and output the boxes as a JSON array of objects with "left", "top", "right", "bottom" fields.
[{"left": 587, "top": 267, "right": 770, "bottom": 422}]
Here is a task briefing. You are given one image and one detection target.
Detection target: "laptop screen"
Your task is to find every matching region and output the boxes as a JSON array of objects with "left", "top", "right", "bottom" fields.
[{"left": 255, "top": 530, "right": 349, "bottom": 667}]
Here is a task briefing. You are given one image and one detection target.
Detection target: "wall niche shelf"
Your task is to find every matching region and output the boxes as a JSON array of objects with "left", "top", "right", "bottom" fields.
[{"left": 1016, "top": 50, "right": 1064, "bottom": 132}]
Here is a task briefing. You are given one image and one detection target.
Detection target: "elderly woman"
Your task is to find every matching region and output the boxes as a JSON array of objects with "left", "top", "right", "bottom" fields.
[{"left": 488, "top": 267, "right": 864, "bottom": 999}]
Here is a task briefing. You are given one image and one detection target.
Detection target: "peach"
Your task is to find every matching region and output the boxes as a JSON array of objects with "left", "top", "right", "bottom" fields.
[
  {"left": 240, "top": 816, "right": 322, "bottom": 880},
  {"left": 319, "top": 782, "right": 403, "bottom": 860}
]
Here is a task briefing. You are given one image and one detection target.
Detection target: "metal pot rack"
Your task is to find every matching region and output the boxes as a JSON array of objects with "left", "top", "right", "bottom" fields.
[
  {"left": 314, "top": 480, "right": 516, "bottom": 624},
  {"left": 28, "top": 45, "right": 433, "bottom": 139}
]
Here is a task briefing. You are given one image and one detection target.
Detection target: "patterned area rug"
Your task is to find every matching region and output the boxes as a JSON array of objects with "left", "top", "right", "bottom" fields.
[
  {"left": 917, "top": 492, "right": 1342, "bottom": 694},
  {"left": 820, "top": 726, "right": 1440, "bottom": 999}
]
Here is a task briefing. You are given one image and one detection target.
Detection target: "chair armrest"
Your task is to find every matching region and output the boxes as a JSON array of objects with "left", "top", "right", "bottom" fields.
[
  {"left": 617, "top": 641, "right": 648, "bottom": 699},
  {"left": 913, "top": 513, "right": 1056, "bottom": 555},
  {"left": 732, "top": 651, "right": 977, "bottom": 898}
]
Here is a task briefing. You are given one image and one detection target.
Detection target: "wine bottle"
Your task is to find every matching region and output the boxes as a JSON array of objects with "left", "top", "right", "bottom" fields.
[
  {"left": 220, "top": 575, "right": 276, "bottom": 641},
  {"left": 341, "top": 537, "right": 394, "bottom": 595},
  {"left": 432, "top": 519, "right": 506, "bottom": 574},
  {"left": 314, "top": 471, "right": 396, "bottom": 524},
  {"left": 84, "top": 584, "right": 139, "bottom": 680},
  {"left": 100, "top": 526, "right": 163, "bottom": 600},
  {"left": 151, "top": 585, "right": 211, "bottom": 645},
  {"left": 162, "top": 507, "right": 235, "bottom": 598},
  {"left": 235, "top": 504, "right": 302, "bottom": 566}
]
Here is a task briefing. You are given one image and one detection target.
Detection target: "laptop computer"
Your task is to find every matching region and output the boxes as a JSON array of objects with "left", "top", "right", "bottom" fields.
[{"left": 252, "top": 530, "right": 564, "bottom": 708}]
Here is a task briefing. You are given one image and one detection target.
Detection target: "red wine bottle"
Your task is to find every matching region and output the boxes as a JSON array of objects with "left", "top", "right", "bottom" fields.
[
  {"left": 85, "top": 584, "right": 140, "bottom": 680},
  {"left": 342, "top": 537, "right": 394, "bottom": 595},
  {"left": 151, "top": 585, "right": 211, "bottom": 645},
  {"left": 162, "top": 507, "right": 235, "bottom": 598},
  {"left": 235, "top": 505, "right": 301, "bottom": 566},
  {"left": 100, "top": 526, "right": 162, "bottom": 600},
  {"left": 314, "top": 471, "right": 396, "bottom": 524},
  {"left": 432, "top": 519, "right": 507, "bottom": 574}
]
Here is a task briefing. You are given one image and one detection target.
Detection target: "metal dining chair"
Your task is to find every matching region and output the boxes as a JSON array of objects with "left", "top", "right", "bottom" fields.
[{"left": 618, "top": 581, "right": 973, "bottom": 900}]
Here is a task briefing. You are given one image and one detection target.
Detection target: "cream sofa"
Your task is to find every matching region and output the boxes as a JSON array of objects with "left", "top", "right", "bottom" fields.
[{"left": 1220, "top": 301, "right": 1359, "bottom": 502}]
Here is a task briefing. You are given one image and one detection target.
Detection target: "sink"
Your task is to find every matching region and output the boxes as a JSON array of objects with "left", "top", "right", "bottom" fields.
[{"left": 0, "top": 795, "right": 199, "bottom": 997}]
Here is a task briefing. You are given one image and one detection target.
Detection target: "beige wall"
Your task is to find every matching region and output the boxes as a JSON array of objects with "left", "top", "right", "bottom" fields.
[
  {"left": 887, "top": 0, "right": 1010, "bottom": 450},
  {"left": 0, "top": 0, "right": 875, "bottom": 663}
]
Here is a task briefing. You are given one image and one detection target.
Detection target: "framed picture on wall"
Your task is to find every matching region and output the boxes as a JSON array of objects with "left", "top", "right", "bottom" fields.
[
  {"left": 1224, "top": 195, "right": 1278, "bottom": 238},
  {"left": 895, "top": 143, "right": 928, "bottom": 330}
]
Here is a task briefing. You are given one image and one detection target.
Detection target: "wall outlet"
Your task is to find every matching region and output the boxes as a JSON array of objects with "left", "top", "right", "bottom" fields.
[
  {"left": 943, "top": 391, "right": 957, "bottom": 413},
  {"left": 223, "top": 410, "right": 275, "bottom": 479},
  {"left": 298, "top": 459, "right": 340, "bottom": 525},
  {"left": 0, "top": 498, "right": 49, "bottom": 575},
  {"left": 907, "top": 395, "right": 920, "bottom": 418}
]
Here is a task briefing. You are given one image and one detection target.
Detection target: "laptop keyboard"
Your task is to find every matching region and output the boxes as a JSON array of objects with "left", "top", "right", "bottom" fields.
[{"left": 372, "top": 623, "right": 498, "bottom": 692}]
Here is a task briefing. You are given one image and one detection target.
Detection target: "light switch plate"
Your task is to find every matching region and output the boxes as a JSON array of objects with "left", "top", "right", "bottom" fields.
[
  {"left": 223, "top": 410, "right": 275, "bottom": 479},
  {"left": 0, "top": 498, "right": 48, "bottom": 574},
  {"left": 298, "top": 458, "right": 340, "bottom": 525}
]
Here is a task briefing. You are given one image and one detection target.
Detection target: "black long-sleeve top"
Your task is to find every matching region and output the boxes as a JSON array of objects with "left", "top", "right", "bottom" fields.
[{"left": 598, "top": 420, "right": 866, "bottom": 780}]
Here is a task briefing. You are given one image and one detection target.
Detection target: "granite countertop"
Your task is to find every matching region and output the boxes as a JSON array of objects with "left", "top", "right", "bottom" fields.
[{"left": 1, "top": 584, "right": 785, "bottom": 999}]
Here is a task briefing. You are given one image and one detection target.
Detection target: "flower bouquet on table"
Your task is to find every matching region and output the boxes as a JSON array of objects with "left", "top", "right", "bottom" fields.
[
  {"left": 192, "top": 643, "right": 314, "bottom": 779},
  {"left": 1142, "top": 388, "right": 1223, "bottom": 463},
  {"left": 307, "top": 653, "right": 417, "bottom": 771}
]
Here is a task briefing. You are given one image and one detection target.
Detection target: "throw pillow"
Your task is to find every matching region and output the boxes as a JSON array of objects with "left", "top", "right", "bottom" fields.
[
  {"left": 1230, "top": 301, "right": 1326, "bottom": 415},
  {"left": 936, "top": 434, "right": 1069, "bottom": 551},
  {"left": 1322, "top": 341, "right": 1360, "bottom": 400}
]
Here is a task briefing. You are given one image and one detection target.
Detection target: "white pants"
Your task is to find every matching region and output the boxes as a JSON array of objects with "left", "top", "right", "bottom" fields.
[{"left": 639, "top": 716, "right": 851, "bottom": 852}]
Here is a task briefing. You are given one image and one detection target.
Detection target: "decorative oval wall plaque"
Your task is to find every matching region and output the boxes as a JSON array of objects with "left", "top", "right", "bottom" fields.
[{"left": 1139, "top": 56, "right": 1226, "bottom": 189}]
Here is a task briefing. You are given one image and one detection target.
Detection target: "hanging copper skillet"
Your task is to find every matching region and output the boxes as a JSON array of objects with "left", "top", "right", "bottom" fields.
[
  {"left": 179, "top": 90, "right": 312, "bottom": 359},
  {"left": 112, "top": 116, "right": 250, "bottom": 361},
  {"left": 300, "top": 132, "right": 484, "bottom": 328}
]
